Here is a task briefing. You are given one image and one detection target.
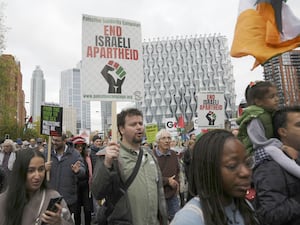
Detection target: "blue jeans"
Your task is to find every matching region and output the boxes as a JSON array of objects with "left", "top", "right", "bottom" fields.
[{"left": 166, "top": 195, "right": 180, "bottom": 221}]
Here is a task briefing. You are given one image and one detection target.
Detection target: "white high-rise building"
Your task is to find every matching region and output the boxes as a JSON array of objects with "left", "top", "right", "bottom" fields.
[
  {"left": 30, "top": 66, "right": 45, "bottom": 122},
  {"left": 138, "top": 34, "right": 236, "bottom": 128},
  {"left": 60, "top": 67, "right": 91, "bottom": 134}
]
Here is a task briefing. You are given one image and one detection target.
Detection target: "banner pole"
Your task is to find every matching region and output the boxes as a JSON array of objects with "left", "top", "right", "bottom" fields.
[
  {"left": 111, "top": 101, "right": 117, "bottom": 142},
  {"left": 46, "top": 136, "right": 52, "bottom": 181}
]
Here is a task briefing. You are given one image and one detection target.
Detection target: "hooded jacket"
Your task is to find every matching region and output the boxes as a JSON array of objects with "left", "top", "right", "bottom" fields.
[{"left": 237, "top": 105, "right": 273, "bottom": 154}]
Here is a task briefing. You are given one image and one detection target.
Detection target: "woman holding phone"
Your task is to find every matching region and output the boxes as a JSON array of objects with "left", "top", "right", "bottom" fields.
[{"left": 0, "top": 147, "right": 74, "bottom": 225}]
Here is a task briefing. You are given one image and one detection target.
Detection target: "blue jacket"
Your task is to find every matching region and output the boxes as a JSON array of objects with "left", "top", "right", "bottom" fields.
[
  {"left": 171, "top": 197, "right": 246, "bottom": 225},
  {"left": 46, "top": 145, "right": 86, "bottom": 206}
]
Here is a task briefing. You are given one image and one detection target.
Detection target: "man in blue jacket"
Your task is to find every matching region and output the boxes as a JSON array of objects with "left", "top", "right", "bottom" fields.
[
  {"left": 46, "top": 134, "right": 86, "bottom": 216},
  {"left": 253, "top": 106, "right": 300, "bottom": 225}
]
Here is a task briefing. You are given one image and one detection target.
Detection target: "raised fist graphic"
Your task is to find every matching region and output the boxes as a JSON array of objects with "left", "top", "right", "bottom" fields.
[
  {"left": 101, "top": 60, "right": 126, "bottom": 93},
  {"left": 206, "top": 111, "right": 216, "bottom": 125}
]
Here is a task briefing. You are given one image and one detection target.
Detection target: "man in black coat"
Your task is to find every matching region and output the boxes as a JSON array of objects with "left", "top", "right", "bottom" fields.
[
  {"left": 90, "top": 135, "right": 104, "bottom": 171},
  {"left": 253, "top": 106, "right": 300, "bottom": 225},
  {"left": 0, "top": 166, "right": 5, "bottom": 193}
]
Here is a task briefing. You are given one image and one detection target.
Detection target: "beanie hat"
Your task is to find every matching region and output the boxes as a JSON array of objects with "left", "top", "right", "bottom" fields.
[
  {"left": 72, "top": 136, "right": 87, "bottom": 145},
  {"left": 16, "top": 138, "right": 23, "bottom": 145},
  {"left": 92, "top": 135, "right": 102, "bottom": 142},
  {"left": 36, "top": 138, "right": 43, "bottom": 143}
]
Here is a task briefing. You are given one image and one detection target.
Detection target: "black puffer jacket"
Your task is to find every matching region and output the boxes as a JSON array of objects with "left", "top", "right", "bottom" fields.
[
  {"left": 0, "top": 166, "right": 5, "bottom": 193},
  {"left": 253, "top": 159, "right": 300, "bottom": 225}
]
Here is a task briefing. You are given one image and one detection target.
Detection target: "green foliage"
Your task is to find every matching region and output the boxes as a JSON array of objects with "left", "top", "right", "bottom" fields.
[
  {"left": 0, "top": 119, "right": 46, "bottom": 141},
  {"left": 0, "top": 55, "right": 19, "bottom": 140},
  {"left": 0, "top": 57, "right": 14, "bottom": 102},
  {"left": 22, "top": 127, "right": 40, "bottom": 140}
]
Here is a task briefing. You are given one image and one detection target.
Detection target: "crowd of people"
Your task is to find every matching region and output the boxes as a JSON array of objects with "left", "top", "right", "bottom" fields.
[
  {"left": 1, "top": 80, "right": 300, "bottom": 225},
  {"left": 0, "top": 134, "right": 107, "bottom": 225}
]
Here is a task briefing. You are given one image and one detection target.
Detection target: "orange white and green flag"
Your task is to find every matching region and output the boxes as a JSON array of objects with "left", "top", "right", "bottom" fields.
[{"left": 230, "top": 0, "right": 300, "bottom": 69}]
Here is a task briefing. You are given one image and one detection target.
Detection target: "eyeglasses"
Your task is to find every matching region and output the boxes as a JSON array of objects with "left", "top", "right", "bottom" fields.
[{"left": 223, "top": 156, "right": 255, "bottom": 172}]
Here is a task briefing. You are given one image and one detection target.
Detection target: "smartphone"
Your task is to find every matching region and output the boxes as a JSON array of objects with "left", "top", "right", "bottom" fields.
[
  {"left": 46, "top": 196, "right": 63, "bottom": 212},
  {"left": 41, "top": 197, "right": 63, "bottom": 225}
]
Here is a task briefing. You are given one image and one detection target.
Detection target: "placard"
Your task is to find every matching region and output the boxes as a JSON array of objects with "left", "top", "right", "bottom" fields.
[{"left": 40, "top": 104, "right": 63, "bottom": 136}]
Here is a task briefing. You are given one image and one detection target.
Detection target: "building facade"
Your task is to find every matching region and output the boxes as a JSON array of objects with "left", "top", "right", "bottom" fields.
[
  {"left": 263, "top": 50, "right": 300, "bottom": 106},
  {"left": 60, "top": 67, "right": 91, "bottom": 134},
  {"left": 137, "top": 34, "right": 236, "bottom": 128},
  {"left": 0, "top": 54, "right": 26, "bottom": 130},
  {"left": 62, "top": 107, "right": 77, "bottom": 135},
  {"left": 30, "top": 66, "right": 45, "bottom": 122},
  {"left": 101, "top": 101, "right": 112, "bottom": 137}
]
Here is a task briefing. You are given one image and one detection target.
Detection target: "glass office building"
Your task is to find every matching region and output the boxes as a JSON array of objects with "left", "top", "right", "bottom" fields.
[{"left": 60, "top": 68, "right": 91, "bottom": 134}]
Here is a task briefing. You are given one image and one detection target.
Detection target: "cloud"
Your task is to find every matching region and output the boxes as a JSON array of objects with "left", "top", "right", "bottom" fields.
[{"left": 3, "top": 0, "right": 299, "bottom": 107}]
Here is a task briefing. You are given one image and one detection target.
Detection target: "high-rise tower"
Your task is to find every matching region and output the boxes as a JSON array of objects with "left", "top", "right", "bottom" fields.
[
  {"left": 263, "top": 50, "right": 300, "bottom": 106},
  {"left": 101, "top": 101, "right": 112, "bottom": 136},
  {"left": 60, "top": 67, "right": 91, "bottom": 134},
  {"left": 30, "top": 65, "right": 45, "bottom": 122}
]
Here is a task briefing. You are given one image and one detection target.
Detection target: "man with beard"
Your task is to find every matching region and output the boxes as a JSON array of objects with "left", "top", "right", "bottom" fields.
[
  {"left": 46, "top": 134, "right": 86, "bottom": 216},
  {"left": 92, "top": 108, "right": 168, "bottom": 225},
  {"left": 253, "top": 106, "right": 300, "bottom": 224}
]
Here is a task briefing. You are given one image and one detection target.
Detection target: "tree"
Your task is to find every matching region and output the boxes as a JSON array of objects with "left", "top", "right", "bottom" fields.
[{"left": 0, "top": 55, "right": 18, "bottom": 140}]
